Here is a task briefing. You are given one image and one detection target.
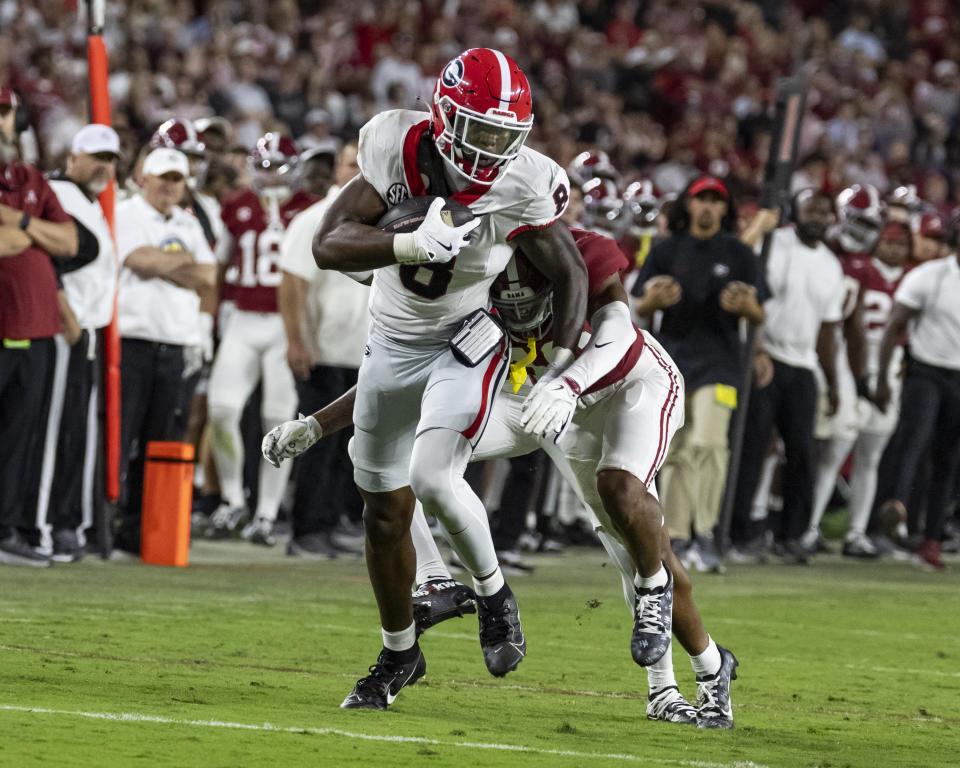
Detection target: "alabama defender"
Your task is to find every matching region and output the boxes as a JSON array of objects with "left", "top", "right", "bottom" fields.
[
  {"left": 311, "top": 48, "right": 587, "bottom": 710},
  {"left": 264, "top": 229, "right": 739, "bottom": 728},
  {"left": 205, "top": 134, "right": 318, "bottom": 543}
]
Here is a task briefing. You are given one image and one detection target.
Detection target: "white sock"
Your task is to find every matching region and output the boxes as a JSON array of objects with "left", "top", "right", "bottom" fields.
[
  {"left": 410, "top": 501, "right": 452, "bottom": 584},
  {"left": 636, "top": 565, "right": 667, "bottom": 591},
  {"left": 382, "top": 622, "right": 417, "bottom": 653},
  {"left": 690, "top": 636, "right": 721, "bottom": 678},
  {"left": 473, "top": 566, "right": 505, "bottom": 597},
  {"left": 809, "top": 436, "right": 855, "bottom": 533},
  {"left": 848, "top": 431, "right": 890, "bottom": 537},
  {"left": 647, "top": 639, "right": 677, "bottom": 692}
]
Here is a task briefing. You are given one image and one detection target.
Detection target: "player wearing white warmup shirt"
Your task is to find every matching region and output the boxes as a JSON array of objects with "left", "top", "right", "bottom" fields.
[
  {"left": 310, "top": 48, "right": 587, "bottom": 710},
  {"left": 264, "top": 228, "right": 739, "bottom": 728}
]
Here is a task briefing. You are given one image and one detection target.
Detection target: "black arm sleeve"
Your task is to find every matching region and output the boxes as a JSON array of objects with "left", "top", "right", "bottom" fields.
[{"left": 57, "top": 216, "right": 100, "bottom": 275}]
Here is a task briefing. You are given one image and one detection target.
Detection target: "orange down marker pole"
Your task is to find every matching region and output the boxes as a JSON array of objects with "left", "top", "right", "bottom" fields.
[{"left": 86, "top": 1, "right": 120, "bottom": 502}]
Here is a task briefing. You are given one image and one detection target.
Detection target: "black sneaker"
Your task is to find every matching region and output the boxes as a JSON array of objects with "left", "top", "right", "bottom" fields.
[
  {"left": 477, "top": 584, "right": 526, "bottom": 677},
  {"left": 412, "top": 578, "right": 477, "bottom": 634},
  {"left": 51, "top": 528, "right": 83, "bottom": 563},
  {"left": 631, "top": 565, "right": 673, "bottom": 666},
  {"left": 0, "top": 530, "right": 51, "bottom": 568},
  {"left": 340, "top": 646, "right": 426, "bottom": 710},
  {"left": 695, "top": 645, "right": 739, "bottom": 729},
  {"left": 646, "top": 685, "right": 698, "bottom": 725},
  {"left": 286, "top": 533, "right": 339, "bottom": 560}
]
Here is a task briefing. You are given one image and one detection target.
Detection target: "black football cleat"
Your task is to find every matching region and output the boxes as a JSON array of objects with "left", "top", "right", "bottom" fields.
[
  {"left": 477, "top": 584, "right": 526, "bottom": 677},
  {"left": 412, "top": 578, "right": 477, "bottom": 635},
  {"left": 695, "top": 645, "right": 739, "bottom": 729},
  {"left": 340, "top": 646, "right": 426, "bottom": 710},
  {"left": 631, "top": 565, "right": 673, "bottom": 666}
]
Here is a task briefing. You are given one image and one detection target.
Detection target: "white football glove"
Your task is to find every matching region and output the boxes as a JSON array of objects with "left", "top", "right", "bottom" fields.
[
  {"left": 261, "top": 414, "right": 323, "bottom": 468},
  {"left": 392, "top": 198, "right": 481, "bottom": 265},
  {"left": 520, "top": 376, "right": 580, "bottom": 439}
]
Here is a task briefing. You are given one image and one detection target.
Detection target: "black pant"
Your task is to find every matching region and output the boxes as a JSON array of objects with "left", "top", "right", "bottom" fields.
[
  {"left": 290, "top": 364, "right": 361, "bottom": 538},
  {"left": 115, "top": 339, "right": 198, "bottom": 551},
  {"left": 491, "top": 452, "right": 545, "bottom": 550},
  {"left": 876, "top": 356, "right": 960, "bottom": 541},
  {"left": 0, "top": 339, "right": 53, "bottom": 536},
  {"left": 732, "top": 359, "right": 817, "bottom": 543},
  {"left": 48, "top": 331, "right": 98, "bottom": 532}
]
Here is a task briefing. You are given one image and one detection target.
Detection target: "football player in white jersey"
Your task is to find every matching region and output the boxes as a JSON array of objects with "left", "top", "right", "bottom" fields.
[
  {"left": 310, "top": 48, "right": 587, "bottom": 710},
  {"left": 265, "top": 229, "right": 739, "bottom": 727}
]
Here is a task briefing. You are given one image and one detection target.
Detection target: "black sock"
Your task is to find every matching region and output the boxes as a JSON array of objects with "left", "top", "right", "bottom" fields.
[{"left": 383, "top": 642, "right": 420, "bottom": 664}]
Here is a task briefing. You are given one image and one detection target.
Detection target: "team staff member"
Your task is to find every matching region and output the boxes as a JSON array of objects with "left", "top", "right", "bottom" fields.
[
  {"left": 873, "top": 246, "right": 960, "bottom": 570},
  {"left": 632, "top": 176, "right": 766, "bottom": 571},
  {"left": 278, "top": 142, "right": 367, "bottom": 559},
  {"left": 730, "top": 189, "right": 844, "bottom": 562},
  {"left": 0, "top": 85, "right": 78, "bottom": 567},
  {"left": 112, "top": 147, "right": 216, "bottom": 555},
  {"left": 32, "top": 124, "right": 120, "bottom": 562}
]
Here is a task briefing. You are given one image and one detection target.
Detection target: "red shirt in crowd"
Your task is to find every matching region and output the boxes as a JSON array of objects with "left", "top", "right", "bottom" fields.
[{"left": 0, "top": 161, "right": 73, "bottom": 340}]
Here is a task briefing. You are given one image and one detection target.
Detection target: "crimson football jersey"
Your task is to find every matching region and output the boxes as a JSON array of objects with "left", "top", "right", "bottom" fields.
[
  {"left": 219, "top": 189, "right": 318, "bottom": 313},
  {"left": 843, "top": 255, "right": 912, "bottom": 372},
  {"left": 514, "top": 228, "right": 643, "bottom": 396}
]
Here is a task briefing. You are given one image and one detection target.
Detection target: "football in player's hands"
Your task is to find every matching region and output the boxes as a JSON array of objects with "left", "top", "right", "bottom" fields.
[{"left": 381, "top": 196, "right": 479, "bottom": 264}]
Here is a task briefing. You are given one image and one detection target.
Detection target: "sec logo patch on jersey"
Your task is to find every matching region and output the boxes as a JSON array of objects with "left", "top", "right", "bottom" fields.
[{"left": 387, "top": 183, "right": 409, "bottom": 206}]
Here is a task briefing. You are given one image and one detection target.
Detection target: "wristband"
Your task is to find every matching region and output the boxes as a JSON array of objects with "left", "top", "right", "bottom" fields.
[
  {"left": 392, "top": 232, "right": 422, "bottom": 264},
  {"left": 19, "top": 213, "right": 31, "bottom": 231}
]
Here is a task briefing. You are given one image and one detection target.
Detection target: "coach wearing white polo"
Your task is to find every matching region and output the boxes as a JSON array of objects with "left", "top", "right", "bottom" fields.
[
  {"left": 874, "top": 248, "right": 960, "bottom": 570},
  {"left": 35, "top": 124, "right": 121, "bottom": 560},
  {"left": 113, "top": 147, "right": 217, "bottom": 555}
]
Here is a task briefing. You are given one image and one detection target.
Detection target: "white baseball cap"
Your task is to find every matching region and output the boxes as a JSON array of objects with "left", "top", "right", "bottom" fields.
[
  {"left": 72, "top": 124, "right": 120, "bottom": 157},
  {"left": 142, "top": 147, "right": 189, "bottom": 178}
]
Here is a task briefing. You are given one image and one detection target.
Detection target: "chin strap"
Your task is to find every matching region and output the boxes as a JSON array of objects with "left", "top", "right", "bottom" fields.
[{"left": 509, "top": 337, "right": 538, "bottom": 393}]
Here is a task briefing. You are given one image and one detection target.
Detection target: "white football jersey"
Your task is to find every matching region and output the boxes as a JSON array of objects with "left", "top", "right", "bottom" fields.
[{"left": 357, "top": 109, "right": 569, "bottom": 341}]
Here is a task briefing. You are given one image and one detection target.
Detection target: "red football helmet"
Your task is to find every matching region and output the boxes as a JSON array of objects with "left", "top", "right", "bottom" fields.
[
  {"left": 622, "top": 180, "right": 660, "bottom": 237},
  {"left": 491, "top": 253, "right": 553, "bottom": 341},
  {"left": 915, "top": 211, "right": 945, "bottom": 240},
  {"left": 248, "top": 132, "right": 299, "bottom": 194},
  {"left": 567, "top": 150, "right": 620, "bottom": 190},
  {"left": 431, "top": 48, "right": 533, "bottom": 186},
  {"left": 150, "top": 118, "right": 205, "bottom": 157},
  {"left": 835, "top": 184, "right": 886, "bottom": 253},
  {"left": 581, "top": 177, "right": 623, "bottom": 236}
]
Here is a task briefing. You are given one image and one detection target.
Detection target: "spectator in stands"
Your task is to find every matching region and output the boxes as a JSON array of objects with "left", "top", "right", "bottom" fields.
[
  {"left": 37, "top": 124, "right": 120, "bottom": 562},
  {"left": 0, "top": 85, "right": 78, "bottom": 566},
  {"left": 632, "top": 176, "right": 766, "bottom": 570},
  {"left": 112, "top": 148, "right": 216, "bottom": 556},
  {"left": 277, "top": 141, "right": 366, "bottom": 559},
  {"left": 873, "top": 245, "right": 960, "bottom": 570},
  {"left": 730, "top": 189, "right": 844, "bottom": 564}
]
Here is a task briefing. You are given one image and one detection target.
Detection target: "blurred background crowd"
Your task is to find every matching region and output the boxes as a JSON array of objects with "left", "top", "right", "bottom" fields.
[{"left": 1, "top": 0, "right": 959, "bottom": 571}]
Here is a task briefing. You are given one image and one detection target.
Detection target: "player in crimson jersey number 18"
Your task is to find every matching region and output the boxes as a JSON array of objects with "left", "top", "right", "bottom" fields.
[{"left": 205, "top": 134, "right": 319, "bottom": 544}]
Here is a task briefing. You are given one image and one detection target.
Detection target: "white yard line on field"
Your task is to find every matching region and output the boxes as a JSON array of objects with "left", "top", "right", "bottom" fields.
[{"left": 0, "top": 704, "right": 770, "bottom": 768}]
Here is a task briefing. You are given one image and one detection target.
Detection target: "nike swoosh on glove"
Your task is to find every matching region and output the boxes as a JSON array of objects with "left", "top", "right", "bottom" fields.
[
  {"left": 520, "top": 376, "right": 580, "bottom": 439},
  {"left": 394, "top": 198, "right": 482, "bottom": 264},
  {"left": 261, "top": 414, "right": 323, "bottom": 468}
]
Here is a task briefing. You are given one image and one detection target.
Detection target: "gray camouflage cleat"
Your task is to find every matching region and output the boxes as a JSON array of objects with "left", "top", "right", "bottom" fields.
[
  {"left": 631, "top": 565, "right": 673, "bottom": 666},
  {"left": 646, "top": 685, "right": 698, "bottom": 725},
  {"left": 695, "top": 645, "right": 738, "bottom": 729}
]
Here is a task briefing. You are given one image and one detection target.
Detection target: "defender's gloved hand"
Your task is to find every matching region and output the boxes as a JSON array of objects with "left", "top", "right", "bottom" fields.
[
  {"left": 520, "top": 375, "right": 580, "bottom": 440},
  {"left": 261, "top": 414, "right": 323, "bottom": 468},
  {"left": 392, "top": 198, "right": 481, "bottom": 264}
]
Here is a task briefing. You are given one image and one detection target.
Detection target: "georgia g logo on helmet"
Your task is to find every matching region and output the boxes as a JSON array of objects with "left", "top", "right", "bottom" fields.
[{"left": 441, "top": 59, "right": 465, "bottom": 88}]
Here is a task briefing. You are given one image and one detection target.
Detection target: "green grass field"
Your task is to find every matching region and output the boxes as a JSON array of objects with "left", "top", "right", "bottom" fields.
[{"left": 1, "top": 542, "right": 958, "bottom": 768}]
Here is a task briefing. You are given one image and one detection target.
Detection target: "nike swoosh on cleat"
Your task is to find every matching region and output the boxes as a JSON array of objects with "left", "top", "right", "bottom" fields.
[{"left": 385, "top": 662, "right": 422, "bottom": 705}]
